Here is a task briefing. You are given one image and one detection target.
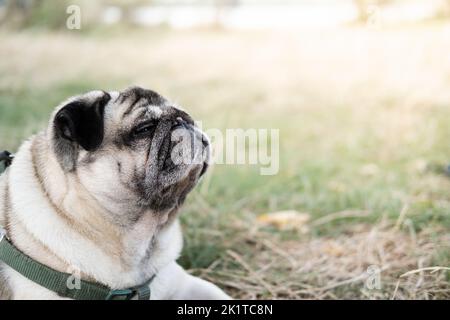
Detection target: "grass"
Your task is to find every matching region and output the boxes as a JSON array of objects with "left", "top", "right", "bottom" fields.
[{"left": 0, "top": 24, "right": 449, "bottom": 299}]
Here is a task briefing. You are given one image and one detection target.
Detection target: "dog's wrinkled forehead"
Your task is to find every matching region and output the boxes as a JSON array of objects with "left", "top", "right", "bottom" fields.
[
  {"left": 105, "top": 87, "right": 190, "bottom": 128},
  {"left": 115, "top": 87, "right": 168, "bottom": 115}
]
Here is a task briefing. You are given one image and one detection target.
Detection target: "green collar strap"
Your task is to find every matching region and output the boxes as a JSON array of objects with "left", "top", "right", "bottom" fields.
[{"left": 0, "top": 234, "right": 155, "bottom": 300}]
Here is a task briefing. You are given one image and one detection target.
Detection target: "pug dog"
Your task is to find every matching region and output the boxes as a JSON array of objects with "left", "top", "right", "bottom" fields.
[{"left": 0, "top": 87, "right": 230, "bottom": 300}]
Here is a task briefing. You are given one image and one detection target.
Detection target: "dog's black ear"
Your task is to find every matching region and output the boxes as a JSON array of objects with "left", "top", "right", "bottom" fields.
[{"left": 53, "top": 92, "right": 110, "bottom": 171}]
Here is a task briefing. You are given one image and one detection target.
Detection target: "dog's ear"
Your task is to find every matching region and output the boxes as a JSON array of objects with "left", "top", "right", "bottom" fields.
[{"left": 52, "top": 92, "right": 111, "bottom": 171}]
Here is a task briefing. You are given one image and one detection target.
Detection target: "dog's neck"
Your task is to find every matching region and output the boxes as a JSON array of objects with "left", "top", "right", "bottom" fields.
[{"left": 5, "top": 133, "right": 183, "bottom": 289}]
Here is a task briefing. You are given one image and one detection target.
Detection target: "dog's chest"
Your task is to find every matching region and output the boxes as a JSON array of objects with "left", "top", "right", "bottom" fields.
[{"left": 4, "top": 218, "right": 183, "bottom": 300}]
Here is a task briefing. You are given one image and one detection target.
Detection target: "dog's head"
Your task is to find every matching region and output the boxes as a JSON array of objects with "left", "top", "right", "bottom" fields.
[{"left": 48, "top": 87, "right": 210, "bottom": 223}]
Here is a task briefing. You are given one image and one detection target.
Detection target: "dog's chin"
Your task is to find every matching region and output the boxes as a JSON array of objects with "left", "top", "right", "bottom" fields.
[{"left": 138, "top": 162, "right": 205, "bottom": 213}]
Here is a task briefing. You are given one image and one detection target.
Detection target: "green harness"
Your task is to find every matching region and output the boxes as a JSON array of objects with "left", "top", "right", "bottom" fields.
[
  {"left": 0, "top": 150, "right": 13, "bottom": 175},
  {"left": 0, "top": 151, "right": 155, "bottom": 300}
]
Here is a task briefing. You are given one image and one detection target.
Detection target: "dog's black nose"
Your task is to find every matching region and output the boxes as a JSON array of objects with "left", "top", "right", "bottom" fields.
[{"left": 202, "top": 136, "right": 209, "bottom": 148}]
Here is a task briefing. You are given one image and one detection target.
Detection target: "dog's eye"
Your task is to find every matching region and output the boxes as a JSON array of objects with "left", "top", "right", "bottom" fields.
[{"left": 132, "top": 122, "right": 156, "bottom": 137}]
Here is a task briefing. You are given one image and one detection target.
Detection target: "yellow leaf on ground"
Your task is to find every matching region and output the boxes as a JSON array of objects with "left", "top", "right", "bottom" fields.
[
  {"left": 321, "top": 241, "right": 345, "bottom": 257},
  {"left": 257, "top": 210, "right": 310, "bottom": 232}
]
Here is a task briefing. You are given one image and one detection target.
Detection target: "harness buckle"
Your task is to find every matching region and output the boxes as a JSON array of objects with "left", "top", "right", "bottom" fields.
[
  {"left": 0, "top": 151, "right": 13, "bottom": 166},
  {"left": 0, "top": 151, "right": 13, "bottom": 174},
  {"left": 105, "top": 275, "right": 154, "bottom": 300},
  {"left": 105, "top": 289, "right": 136, "bottom": 300}
]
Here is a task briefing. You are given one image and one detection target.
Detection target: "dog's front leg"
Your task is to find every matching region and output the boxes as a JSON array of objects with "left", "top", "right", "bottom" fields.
[{"left": 153, "top": 262, "right": 231, "bottom": 300}]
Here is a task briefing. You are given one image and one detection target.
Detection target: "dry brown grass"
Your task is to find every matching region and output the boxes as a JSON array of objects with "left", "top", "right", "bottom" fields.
[{"left": 193, "top": 219, "right": 449, "bottom": 299}]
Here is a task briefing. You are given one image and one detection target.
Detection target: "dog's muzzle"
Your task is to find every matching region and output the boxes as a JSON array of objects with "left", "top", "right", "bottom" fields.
[{"left": 140, "top": 114, "right": 210, "bottom": 211}]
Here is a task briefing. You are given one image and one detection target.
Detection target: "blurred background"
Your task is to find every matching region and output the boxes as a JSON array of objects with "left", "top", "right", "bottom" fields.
[{"left": 0, "top": 0, "right": 449, "bottom": 299}]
